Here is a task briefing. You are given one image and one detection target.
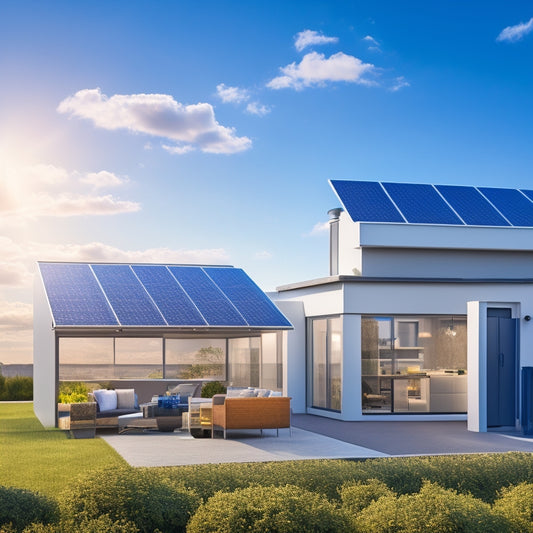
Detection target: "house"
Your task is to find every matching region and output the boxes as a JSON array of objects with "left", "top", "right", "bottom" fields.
[
  {"left": 34, "top": 180, "right": 533, "bottom": 433},
  {"left": 272, "top": 180, "right": 533, "bottom": 432},
  {"left": 33, "top": 263, "right": 292, "bottom": 428}
]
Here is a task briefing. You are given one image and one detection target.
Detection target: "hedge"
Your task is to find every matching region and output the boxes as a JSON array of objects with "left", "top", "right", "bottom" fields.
[
  {"left": 493, "top": 482, "right": 533, "bottom": 532},
  {"left": 352, "top": 481, "right": 511, "bottom": 533},
  {"left": 0, "top": 486, "right": 58, "bottom": 532},
  {"left": 59, "top": 466, "right": 200, "bottom": 533},
  {"left": 0, "top": 376, "right": 33, "bottom": 401},
  {"left": 159, "top": 452, "right": 533, "bottom": 503},
  {"left": 186, "top": 484, "right": 348, "bottom": 533}
]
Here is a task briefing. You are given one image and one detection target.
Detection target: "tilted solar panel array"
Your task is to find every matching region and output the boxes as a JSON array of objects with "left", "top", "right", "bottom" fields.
[
  {"left": 330, "top": 180, "right": 533, "bottom": 227},
  {"left": 39, "top": 263, "right": 292, "bottom": 328}
]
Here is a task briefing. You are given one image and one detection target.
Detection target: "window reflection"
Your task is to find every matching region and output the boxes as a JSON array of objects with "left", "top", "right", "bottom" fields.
[{"left": 362, "top": 316, "right": 467, "bottom": 414}]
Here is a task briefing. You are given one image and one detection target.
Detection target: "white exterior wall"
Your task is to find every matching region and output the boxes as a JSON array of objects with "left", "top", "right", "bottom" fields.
[
  {"left": 337, "top": 215, "right": 533, "bottom": 278},
  {"left": 273, "top": 300, "right": 307, "bottom": 414},
  {"left": 33, "top": 271, "right": 57, "bottom": 428},
  {"left": 274, "top": 280, "right": 533, "bottom": 425}
]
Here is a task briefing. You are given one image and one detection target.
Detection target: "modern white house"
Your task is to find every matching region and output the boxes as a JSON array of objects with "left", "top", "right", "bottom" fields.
[
  {"left": 272, "top": 180, "right": 533, "bottom": 432},
  {"left": 33, "top": 180, "right": 533, "bottom": 433}
]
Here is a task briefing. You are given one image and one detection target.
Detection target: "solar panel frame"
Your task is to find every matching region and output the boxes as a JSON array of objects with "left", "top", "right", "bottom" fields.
[
  {"left": 91, "top": 264, "right": 167, "bottom": 326},
  {"left": 478, "top": 187, "right": 533, "bottom": 227},
  {"left": 205, "top": 267, "right": 292, "bottom": 327},
  {"left": 39, "top": 263, "right": 118, "bottom": 326},
  {"left": 330, "top": 180, "right": 405, "bottom": 223},
  {"left": 132, "top": 265, "right": 207, "bottom": 326},
  {"left": 382, "top": 182, "right": 464, "bottom": 225},
  {"left": 435, "top": 185, "right": 511, "bottom": 226}
]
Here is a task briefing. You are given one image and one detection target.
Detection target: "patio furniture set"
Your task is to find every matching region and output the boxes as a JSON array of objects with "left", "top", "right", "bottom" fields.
[{"left": 58, "top": 385, "right": 291, "bottom": 439}]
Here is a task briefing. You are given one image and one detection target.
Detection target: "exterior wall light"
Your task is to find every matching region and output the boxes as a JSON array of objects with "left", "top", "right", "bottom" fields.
[{"left": 525, "top": 315, "right": 531, "bottom": 322}]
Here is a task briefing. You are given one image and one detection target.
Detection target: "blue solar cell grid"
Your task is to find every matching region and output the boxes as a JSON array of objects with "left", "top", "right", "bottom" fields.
[
  {"left": 330, "top": 180, "right": 405, "bottom": 223},
  {"left": 205, "top": 267, "right": 292, "bottom": 327},
  {"left": 39, "top": 263, "right": 118, "bottom": 326},
  {"left": 520, "top": 190, "right": 533, "bottom": 204},
  {"left": 478, "top": 187, "right": 533, "bottom": 227},
  {"left": 91, "top": 264, "right": 166, "bottom": 326},
  {"left": 132, "top": 265, "right": 207, "bottom": 326},
  {"left": 383, "top": 182, "right": 463, "bottom": 225},
  {"left": 168, "top": 266, "right": 246, "bottom": 326},
  {"left": 435, "top": 185, "right": 510, "bottom": 226}
]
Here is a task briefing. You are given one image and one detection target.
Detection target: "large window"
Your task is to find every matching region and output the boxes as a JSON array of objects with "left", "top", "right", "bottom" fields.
[
  {"left": 362, "top": 315, "right": 467, "bottom": 414},
  {"left": 165, "top": 339, "right": 226, "bottom": 380},
  {"left": 228, "top": 337, "right": 260, "bottom": 388},
  {"left": 59, "top": 333, "right": 279, "bottom": 390},
  {"left": 309, "top": 317, "right": 342, "bottom": 411}
]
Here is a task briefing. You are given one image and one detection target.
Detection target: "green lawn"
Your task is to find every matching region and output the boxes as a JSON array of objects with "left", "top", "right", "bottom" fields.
[{"left": 0, "top": 402, "right": 126, "bottom": 496}]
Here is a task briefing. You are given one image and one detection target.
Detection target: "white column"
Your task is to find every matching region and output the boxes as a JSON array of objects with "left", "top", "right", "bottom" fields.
[
  {"left": 467, "top": 300, "right": 487, "bottom": 432},
  {"left": 341, "top": 314, "right": 363, "bottom": 420}
]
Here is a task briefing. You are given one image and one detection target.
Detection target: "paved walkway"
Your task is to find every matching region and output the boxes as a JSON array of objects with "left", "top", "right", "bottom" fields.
[
  {"left": 292, "top": 415, "right": 533, "bottom": 455},
  {"left": 102, "top": 427, "right": 386, "bottom": 467},
  {"left": 101, "top": 416, "right": 533, "bottom": 467}
]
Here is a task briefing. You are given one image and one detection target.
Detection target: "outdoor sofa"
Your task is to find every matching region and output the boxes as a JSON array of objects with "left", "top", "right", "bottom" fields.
[{"left": 211, "top": 392, "right": 291, "bottom": 439}]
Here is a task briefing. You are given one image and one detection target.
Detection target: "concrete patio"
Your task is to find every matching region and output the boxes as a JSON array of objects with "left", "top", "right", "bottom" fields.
[{"left": 101, "top": 415, "right": 533, "bottom": 467}]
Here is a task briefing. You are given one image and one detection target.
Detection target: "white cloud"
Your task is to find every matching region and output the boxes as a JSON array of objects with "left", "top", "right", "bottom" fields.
[
  {"left": 390, "top": 76, "right": 410, "bottom": 92},
  {"left": 254, "top": 250, "right": 272, "bottom": 260},
  {"left": 0, "top": 163, "right": 140, "bottom": 222},
  {"left": 267, "top": 51, "right": 375, "bottom": 90},
  {"left": 363, "top": 35, "right": 381, "bottom": 52},
  {"left": 81, "top": 170, "right": 128, "bottom": 188},
  {"left": 58, "top": 88, "right": 252, "bottom": 154},
  {"left": 308, "top": 221, "right": 330, "bottom": 235},
  {"left": 246, "top": 102, "right": 271, "bottom": 116},
  {"left": 216, "top": 83, "right": 250, "bottom": 103},
  {"left": 0, "top": 301, "right": 33, "bottom": 330},
  {"left": 497, "top": 17, "right": 533, "bottom": 42},
  {"left": 294, "top": 30, "right": 338, "bottom": 52}
]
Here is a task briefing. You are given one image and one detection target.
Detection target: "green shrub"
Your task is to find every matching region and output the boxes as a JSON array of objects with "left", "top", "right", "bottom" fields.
[
  {"left": 349, "top": 452, "right": 533, "bottom": 502},
  {"left": 59, "top": 466, "right": 200, "bottom": 533},
  {"left": 493, "top": 482, "right": 533, "bottom": 532},
  {"left": 159, "top": 453, "right": 533, "bottom": 504},
  {"left": 0, "top": 486, "right": 58, "bottom": 532},
  {"left": 200, "top": 381, "right": 227, "bottom": 398},
  {"left": 354, "top": 481, "right": 511, "bottom": 533},
  {"left": 57, "top": 382, "right": 89, "bottom": 404},
  {"left": 0, "top": 377, "right": 33, "bottom": 401},
  {"left": 340, "top": 478, "right": 395, "bottom": 515},
  {"left": 186, "top": 484, "right": 348, "bottom": 533}
]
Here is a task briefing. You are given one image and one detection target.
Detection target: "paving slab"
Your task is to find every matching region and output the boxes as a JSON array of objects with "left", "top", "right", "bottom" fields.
[{"left": 101, "top": 427, "right": 387, "bottom": 467}]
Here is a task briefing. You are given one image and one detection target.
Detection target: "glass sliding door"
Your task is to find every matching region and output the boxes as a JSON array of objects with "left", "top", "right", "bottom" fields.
[{"left": 310, "top": 317, "right": 342, "bottom": 412}]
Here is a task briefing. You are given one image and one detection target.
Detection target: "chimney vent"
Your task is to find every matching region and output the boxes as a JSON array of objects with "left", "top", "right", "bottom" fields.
[{"left": 328, "top": 208, "right": 343, "bottom": 275}]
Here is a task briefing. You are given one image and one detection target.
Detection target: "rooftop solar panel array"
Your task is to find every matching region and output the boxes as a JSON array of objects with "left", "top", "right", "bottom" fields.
[
  {"left": 39, "top": 263, "right": 291, "bottom": 328},
  {"left": 330, "top": 180, "right": 533, "bottom": 227}
]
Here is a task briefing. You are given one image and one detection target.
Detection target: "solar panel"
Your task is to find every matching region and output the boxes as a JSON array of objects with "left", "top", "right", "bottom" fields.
[
  {"left": 383, "top": 182, "right": 464, "bottom": 225},
  {"left": 478, "top": 187, "right": 533, "bottom": 227},
  {"left": 39, "top": 263, "right": 118, "bottom": 326},
  {"left": 330, "top": 180, "right": 405, "bottom": 223},
  {"left": 205, "top": 267, "right": 292, "bottom": 327},
  {"left": 168, "top": 266, "right": 247, "bottom": 326},
  {"left": 435, "top": 185, "right": 510, "bottom": 226},
  {"left": 520, "top": 189, "right": 533, "bottom": 204},
  {"left": 132, "top": 265, "right": 207, "bottom": 326},
  {"left": 91, "top": 264, "right": 166, "bottom": 326}
]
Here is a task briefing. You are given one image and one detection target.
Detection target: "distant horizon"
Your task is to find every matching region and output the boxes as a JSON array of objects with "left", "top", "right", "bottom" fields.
[{"left": 2, "top": 1, "right": 533, "bottom": 363}]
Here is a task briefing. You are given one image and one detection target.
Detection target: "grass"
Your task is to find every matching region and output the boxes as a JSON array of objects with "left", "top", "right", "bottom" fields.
[{"left": 0, "top": 402, "right": 126, "bottom": 495}]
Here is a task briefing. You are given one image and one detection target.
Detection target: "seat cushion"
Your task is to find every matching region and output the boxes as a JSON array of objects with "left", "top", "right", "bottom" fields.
[
  {"left": 93, "top": 389, "right": 117, "bottom": 412},
  {"left": 116, "top": 389, "right": 136, "bottom": 409}
]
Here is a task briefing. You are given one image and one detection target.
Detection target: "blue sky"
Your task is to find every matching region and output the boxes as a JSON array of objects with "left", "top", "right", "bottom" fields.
[{"left": 1, "top": 1, "right": 533, "bottom": 363}]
